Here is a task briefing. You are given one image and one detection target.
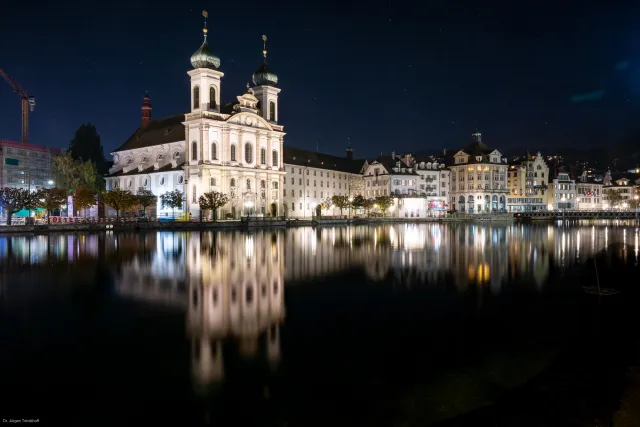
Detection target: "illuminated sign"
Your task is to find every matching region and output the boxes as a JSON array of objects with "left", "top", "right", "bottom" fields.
[{"left": 4, "top": 158, "right": 18, "bottom": 166}]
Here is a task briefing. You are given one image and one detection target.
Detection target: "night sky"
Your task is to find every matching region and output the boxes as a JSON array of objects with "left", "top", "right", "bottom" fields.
[{"left": 2, "top": 0, "right": 640, "bottom": 159}]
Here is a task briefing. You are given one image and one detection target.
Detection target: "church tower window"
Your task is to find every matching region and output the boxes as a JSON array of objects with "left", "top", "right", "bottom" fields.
[
  {"left": 269, "top": 101, "right": 276, "bottom": 121},
  {"left": 192, "top": 185, "right": 197, "bottom": 203},
  {"left": 193, "top": 86, "right": 200, "bottom": 109},
  {"left": 192, "top": 141, "right": 198, "bottom": 161},
  {"left": 211, "top": 142, "right": 217, "bottom": 160},
  {"left": 260, "top": 148, "right": 266, "bottom": 165},
  {"left": 272, "top": 150, "right": 279, "bottom": 167},
  {"left": 231, "top": 145, "right": 236, "bottom": 161},
  {"left": 209, "top": 86, "right": 216, "bottom": 109},
  {"left": 245, "top": 143, "right": 253, "bottom": 163}
]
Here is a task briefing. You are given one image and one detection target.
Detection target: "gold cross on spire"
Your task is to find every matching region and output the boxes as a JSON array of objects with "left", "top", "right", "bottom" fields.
[
  {"left": 262, "top": 34, "right": 268, "bottom": 63},
  {"left": 202, "top": 10, "right": 209, "bottom": 41}
]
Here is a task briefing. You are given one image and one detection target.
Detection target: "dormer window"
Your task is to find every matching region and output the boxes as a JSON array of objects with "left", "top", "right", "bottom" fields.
[
  {"left": 174, "top": 151, "right": 180, "bottom": 159},
  {"left": 156, "top": 153, "right": 164, "bottom": 162},
  {"left": 125, "top": 157, "right": 133, "bottom": 165},
  {"left": 141, "top": 156, "right": 148, "bottom": 163}
]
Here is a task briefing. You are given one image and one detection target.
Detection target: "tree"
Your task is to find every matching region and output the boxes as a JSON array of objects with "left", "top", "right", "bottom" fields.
[
  {"left": 198, "top": 191, "right": 229, "bottom": 221},
  {"left": 136, "top": 189, "right": 157, "bottom": 217},
  {"left": 160, "top": 189, "right": 185, "bottom": 219},
  {"left": 331, "top": 195, "right": 350, "bottom": 216},
  {"left": 321, "top": 197, "right": 333, "bottom": 214},
  {"left": 606, "top": 189, "right": 624, "bottom": 208},
  {"left": 350, "top": 195, "right": 365, "bottom": 214},
  {"left": 68, "top": 123, "right": 108, "bottom": 175},
  {"left": 375, "top": 195, "right": 394, "bottom": 216},
  {"left": 0, "top": 188, "right": 39, "bottom": 225},
  {"left": 74, "top": 186, "right": 96, "bottom": 218},
  {"left": 52, "top": 152, "right": 102, "bottom": 193},
  {"left": 362, "top": 198, "right": 375, "bottom": 216},
  {"left": 38, "top": 188, "right": 68, "bottom": 224},
  {"left": 102, "top": 189, "right": 135, "bottom": 218}
]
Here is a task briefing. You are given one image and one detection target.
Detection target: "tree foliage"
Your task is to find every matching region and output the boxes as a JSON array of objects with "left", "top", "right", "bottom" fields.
[
  {"left": 350, "top": 195, "right": 365, "bottom": 212},
  {"left": 198, "top": 191, "right": 229, "bottom": 221},
  {"left": 52, "top": 152, "right": 103, "bottom": 192},
  {"left": 331, "top": 195, "right": 350, "bottom": 215},
  {"left": 102, "top": 189, "right": 135, "bottom": 218},
  {"left": 160, "top": 190, "right": 184, "bottom": 217},
  {"left": 38, "top": 188, "right": 68, "bottom": 223},
  {"left": 321, "top": 197, "right": 333, "bottom": 212},
  {"left": 606, "top": 189, "right": 625, "bottom": 208},
  {"left": 68, "top": 123, "right": 108, "bottom": 175},
  {"left": 375, "top": 195, "right": 394, "bottom": 214},
  {"left": 136, "top": 189, "right": 157, "bottom": 216},
  {"left": 0, "top": 188, "right": 40, "bottom": 225},
  {"left": 74, "top": 186, "right": 96, "bottom": 218},
  {"left": 362, "top": 197, "right": 375, "bottom": 215}
]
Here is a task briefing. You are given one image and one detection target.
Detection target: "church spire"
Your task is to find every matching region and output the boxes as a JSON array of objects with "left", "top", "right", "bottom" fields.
[{"left": 202, "top": 10, "right": 208, "bottom": 42}]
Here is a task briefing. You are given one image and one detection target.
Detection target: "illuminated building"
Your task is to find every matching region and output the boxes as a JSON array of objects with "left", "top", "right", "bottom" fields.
[
  {"left": 105, "top": 19, "right": 285, "bottom": 219},
  {"left": 506, "top": 152, "right": 550, "bottom": 212},
  {"left": 548, "top": 171, "right": 577, "bottom": 210},
  {"left": 282, "top": 146, "right": 366, "bottom": 217},
  {"left": 448, "top": 131, "right": 509, "bottom": 213}
]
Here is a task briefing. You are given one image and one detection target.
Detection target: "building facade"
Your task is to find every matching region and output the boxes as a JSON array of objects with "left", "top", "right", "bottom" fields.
[
  {"left": 575, "top": 173, "right": 603, "bottom": 210},
  {"left": 282, "top": 146, "right": 365, "bottom": 218},
  {"left": 506, "top": 152, "right": 550, "bottom": 212},
  {"left": 548, "top": 172, "right": 577, "bottom": 210},
  {"left": 448, "top": 131, "right": 508, "bottom": 213},
  {"left": 0, "top": 140, "right": 59, "bottom": 190},
  {"left": 106, "top": 26, "right": 286, "bottom": 219}
]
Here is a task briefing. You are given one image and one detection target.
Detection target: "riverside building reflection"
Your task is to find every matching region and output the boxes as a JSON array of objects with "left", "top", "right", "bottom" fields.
[{"left": 111, "top": 231, "right": 285, "bottom": 396}]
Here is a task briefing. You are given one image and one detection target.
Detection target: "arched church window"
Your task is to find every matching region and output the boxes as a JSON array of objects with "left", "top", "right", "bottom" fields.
[
  {"left": 209, "top": 86, "right": 216, "bottom": 109},
  {"left": 260, "top": 148, "right": 266, "bottom": 165},
  {"left": 245, "top": 143, "right": 252, "bottom": 163},
  {"left": 231, "top": 145, "right": 236, "bottom": 161},
  {"left": 211, "top": 142, "right": 217, "bottom": 160},
  {"left": 191, "top": 141, "right": 198, "bottom": 161},
  {"left": 269, "top": 101, "right": 276, "bottom": 121},
  {"left": 272, "top": 181, "right": 278, "bottom": 189},
  {"left": 193, "top": 86, "right": 200, "bottom": 109},
  {"left": 272, "top": 150, "right": 278, "bottom": 167}
]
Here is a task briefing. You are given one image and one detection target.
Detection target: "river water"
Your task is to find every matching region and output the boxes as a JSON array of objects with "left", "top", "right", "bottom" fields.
[{"left": 1, "top": 221, "right": 639, "bottom": 426}]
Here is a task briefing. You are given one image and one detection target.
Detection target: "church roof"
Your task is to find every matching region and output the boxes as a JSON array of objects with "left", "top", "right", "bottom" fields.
[
  {"left": 105, "top": 161, "right": 185, "bottom": 177},
  {"left": 113, "top": 114, "right": 185, "bottom": 152},
  {"left": 284, "top": 146, "right": 365, "bottom": 174}
]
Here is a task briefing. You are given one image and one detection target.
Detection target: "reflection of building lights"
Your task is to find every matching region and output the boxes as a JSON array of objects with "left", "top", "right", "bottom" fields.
[{"left": 245, "top": 235, "right": 254, "bottom": 258}]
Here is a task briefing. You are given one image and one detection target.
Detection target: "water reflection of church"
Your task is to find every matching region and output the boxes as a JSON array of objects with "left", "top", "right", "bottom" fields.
[{"left": 112, "top": 231, "right": 285, "bottom": 395}]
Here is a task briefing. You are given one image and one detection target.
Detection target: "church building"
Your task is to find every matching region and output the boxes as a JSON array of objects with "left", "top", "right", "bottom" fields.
[{"left": 106, "top": 15, "right": 285, "bottom": 219}]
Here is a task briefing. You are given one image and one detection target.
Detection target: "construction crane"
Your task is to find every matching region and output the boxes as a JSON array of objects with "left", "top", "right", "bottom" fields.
[{"left": 0, "top": 68, "right": 36, "bottom": 144}]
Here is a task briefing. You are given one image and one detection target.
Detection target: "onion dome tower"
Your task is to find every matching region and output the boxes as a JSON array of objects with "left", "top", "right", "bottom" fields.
[
  {"left": 251, "top": 35, "right": 281, "bottom": 123},
  {"left": 190, "top": 11, "right": 221, "bottom": 70}
]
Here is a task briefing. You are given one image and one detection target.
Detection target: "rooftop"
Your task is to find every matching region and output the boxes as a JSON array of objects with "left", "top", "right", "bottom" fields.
[
  {"left": 113, "top": 115, "right": 185, "bottom": 152},
  {"left": 284, "top": 146, "right": 366, "bottom": 174}
]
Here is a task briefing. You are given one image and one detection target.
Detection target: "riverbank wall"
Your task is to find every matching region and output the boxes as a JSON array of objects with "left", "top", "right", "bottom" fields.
[{"left": 0, "top": 214, "right": 517, "bottom": 234}]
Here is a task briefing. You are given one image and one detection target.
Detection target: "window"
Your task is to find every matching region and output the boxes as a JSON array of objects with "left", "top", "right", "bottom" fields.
[
  {"left": 211, "top": 142, "right": 217, "bottom": 160},
  {"left": 291, "top": 177, "right": 294, "bottom": 184},
  {"left": 210, "top": 177, "right": 216, "bottom": 186},
  {"left": 299, "top": 179, "right": 302, "bottom": 185},
  {"left": 245, "top": 142, "right": 252, "bottom": 163},
  {"left": 246, "top": 179, "right": 251, "bottom": 190},
  {"left": 127, "top": 179, "right": 132, "bottom": 189},
  {"left": 209, "top": 86, "right": 216, "bottom": 109},
  {"left": 260, "top": 148, "right": 266, "bottom": 165},
  {"left": 272, "top": 181, "right": 278, "bottom": 189},
  {"left": 269, "top": 101, "right": 276, "bottom": 121},
  {"left": 291, "top": 203, "right": 295, "bottom": 211},
  {"left": 230, "top": 178, "right": 236, "bottom": 187},
  {"left": 291, "top": 190, "right": 294, "bottom": 197},
  {"left": 261, "top": 180, "right": 266, "bottom": 189},
  {"left": 178, "top": 175, "right": 184, "bottom": 184},
  {"left": 143, "top": 178, "right": 148, "bottom": 187},
  {"left": 192, "top": 185, "right": 197, "bottom": 203},
  {"left": 159, "top": 177, "right": 165, "bottom": 186},
  {"left": 272, "top": 150, "right": 278, "bottom": 166},
  {"left": 193, "top": 86, "right": 200, "bottom": 109},
  {"left": 191, "top": 141, "right": 198, "bottom": 161},
  {"left": 231, "top": 145, "right": 236, "bottom": 161}
]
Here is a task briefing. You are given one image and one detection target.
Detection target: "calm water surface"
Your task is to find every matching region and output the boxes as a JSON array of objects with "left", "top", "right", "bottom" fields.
[{"left": 1, "top": 222, "right": 639, "bottom": 426}]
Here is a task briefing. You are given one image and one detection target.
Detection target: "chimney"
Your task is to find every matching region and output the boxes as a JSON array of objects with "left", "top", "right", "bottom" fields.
[{"left": 141, "top": 94, "right": 152, "bottom": 127}]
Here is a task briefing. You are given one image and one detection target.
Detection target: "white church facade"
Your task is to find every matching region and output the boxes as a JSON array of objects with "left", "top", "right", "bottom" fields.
[{"left": 106, "top": 21, "right": 285, "bottom": 219}]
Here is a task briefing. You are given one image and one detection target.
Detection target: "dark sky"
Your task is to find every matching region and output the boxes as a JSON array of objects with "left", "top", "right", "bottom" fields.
[{"left": 2, "top": 0, "right": 640, "bottom": 159}]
